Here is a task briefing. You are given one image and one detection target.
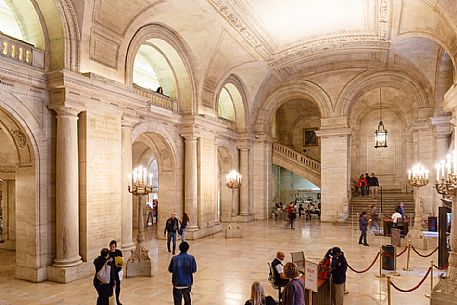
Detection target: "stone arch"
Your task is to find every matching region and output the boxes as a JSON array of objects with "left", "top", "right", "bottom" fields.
[
  {"left": 132, "top": 122, "right": 182, "bottom": 235},
  {"left": 393, "top": 0, "right": 457, "bottom": 79},
  {"left": 33, "top": 0, "right": 80, "bottom": 71},
  {"left": 123, "top": 24, "right": 196, "bottom": 114},
  {"left": 255, "top": 81, "right": 331, "bottom": 135},
  {"left": 216, "top": 144, "right": 236, "bottom": 222},
  {"left": 337, "top": 70, "right": 432, "bottom": 117},
  {"left": 215, "top": 74, "right": 250, "bottom": 132},
  {"left": 0, "top": 91, "right": 45, "bottom": 281}
]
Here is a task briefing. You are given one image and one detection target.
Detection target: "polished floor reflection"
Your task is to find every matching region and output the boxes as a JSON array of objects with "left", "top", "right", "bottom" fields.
[{"left": 0, "top": 218, "right": 438, "bottom": 305}]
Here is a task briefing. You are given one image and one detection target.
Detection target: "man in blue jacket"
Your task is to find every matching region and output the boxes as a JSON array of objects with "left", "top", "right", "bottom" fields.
[
  {"left": 331, "top": 247, "right": 347, "bottom": 305},
  {"left": 168, "top": 241, "right": 197, "bottom": 305}
]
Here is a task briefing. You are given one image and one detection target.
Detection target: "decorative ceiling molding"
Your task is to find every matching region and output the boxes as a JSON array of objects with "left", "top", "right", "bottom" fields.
[{"left": 208, "top": 0, "right": 392, "bottom": 70}]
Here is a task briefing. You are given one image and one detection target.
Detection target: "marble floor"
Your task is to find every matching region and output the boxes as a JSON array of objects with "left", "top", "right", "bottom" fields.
[{"left": 0, "top": 218, "right": 440, "bottom": 305}]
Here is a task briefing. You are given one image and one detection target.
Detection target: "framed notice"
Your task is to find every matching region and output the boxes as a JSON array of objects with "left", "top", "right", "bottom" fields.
[
  {"left": 304, "top": 128, "right": 318, "bottom": 146},
  {"left": 304, "top": 260, "right": 318, "bottom": 292}
]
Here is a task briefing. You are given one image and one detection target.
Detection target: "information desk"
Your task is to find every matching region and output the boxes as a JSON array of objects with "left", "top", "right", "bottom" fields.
[
  {"left": 300, "top": 276, "right": 331, "bottom": 305},
  {"left": 383, "top": 217, "right": 409, "bottom": 237}
]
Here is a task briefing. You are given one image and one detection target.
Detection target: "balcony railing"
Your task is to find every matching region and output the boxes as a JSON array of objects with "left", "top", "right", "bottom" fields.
[
  {"left": 133, "top": 84, "right": 178, "bottom": 112},
  {"left": 0, "top": 32, "right": 44, "bottom": 68},
  {"left": 273, "top": 142, "right": 321, "bottom": 173}
]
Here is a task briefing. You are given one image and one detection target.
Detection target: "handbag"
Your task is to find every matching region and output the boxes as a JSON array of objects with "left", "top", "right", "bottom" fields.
[
  {"left": 115, "top": 256, "right": 124, "bottom": 267},
  {"left": 96, "top": 262, "right": 111, "bottom": 284},
  {"left": 118, "top": 269, "right": 124, "bottom": 282}
]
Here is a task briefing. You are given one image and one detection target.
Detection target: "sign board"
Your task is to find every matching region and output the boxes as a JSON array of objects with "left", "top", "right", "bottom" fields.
[
  {"left": 304, "top": 260, "right": 318, "bottom": 292},
  {"left": 391, "top": 228, "right": 401, "bottom": 247}
]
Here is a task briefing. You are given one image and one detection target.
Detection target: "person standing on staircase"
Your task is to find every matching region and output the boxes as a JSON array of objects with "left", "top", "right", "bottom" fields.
[
  {"left": 370, "top": 173, "right": 379, "bottom": 199},
  {"left": 364, "top": 173, "right": 371, "bottom": 198}
]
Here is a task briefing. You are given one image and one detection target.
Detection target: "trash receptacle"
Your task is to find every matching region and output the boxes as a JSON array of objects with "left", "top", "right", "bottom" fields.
[
  {"left": 428, "top": 216, "right": 437, "bottom": 232},
  {"left": 382, "top": 245, "right": 395, "bottom": 271}
]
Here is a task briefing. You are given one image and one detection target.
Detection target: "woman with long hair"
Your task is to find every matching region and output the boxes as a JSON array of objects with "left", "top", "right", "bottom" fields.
[
  {"left": 180, "top": 212, "right": 190, "bottom": 242},
  {"left": 244, "top": 281, "right": 276, "bottom": 305}
]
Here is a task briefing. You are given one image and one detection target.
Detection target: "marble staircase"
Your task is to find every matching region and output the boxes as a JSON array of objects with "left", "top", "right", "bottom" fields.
[
  {"left": 272, "top": 143, "right": 321, "bottom": 187},
  {"left": 345, "top": 191, "right": 415, "bottom": 226}
]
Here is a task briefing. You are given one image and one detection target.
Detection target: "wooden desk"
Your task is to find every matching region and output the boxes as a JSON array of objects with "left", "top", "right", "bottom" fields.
[
  {"left": 383, "top": 218, "right": 409, "bottom": 236},
  {"left": 300, "top": 276, "right": 331, "bottom": 305}
]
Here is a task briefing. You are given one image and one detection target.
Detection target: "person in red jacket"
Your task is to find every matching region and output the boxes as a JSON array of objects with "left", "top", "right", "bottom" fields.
[{"left": 357, "top": 174, "right": 367, "bottom": 196}]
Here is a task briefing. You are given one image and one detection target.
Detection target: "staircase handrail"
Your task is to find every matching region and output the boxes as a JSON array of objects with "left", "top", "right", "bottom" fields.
[{"left": 272, "top": 143, "right": 321, "bottom": 173}]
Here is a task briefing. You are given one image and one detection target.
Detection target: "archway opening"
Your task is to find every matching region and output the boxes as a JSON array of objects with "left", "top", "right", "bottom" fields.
[
  {"left": 216, "top": 81, "right": 247, "bottom": 131},
  {"left": 0, "top": 105, "right": 36, "bottom": 281},
  {"left": 216, "top": 146, "right": 235, "bottom": 222},
  {"left": 132, "top": 131, "right": 178, "bottom": 245}
]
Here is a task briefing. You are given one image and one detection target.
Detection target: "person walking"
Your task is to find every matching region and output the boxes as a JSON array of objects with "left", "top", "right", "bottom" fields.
[
  {"left": 283, "top": 262, "right": 305, "bottom": 305},
  {"left": 168, "top": 241, "right": 197, "bottom": 305},
  {"left": 357, "top": 175, "right": 366, "bottom": 196},
  {"left": 108, "top": 240, "right": 123, "bottom": 305},
  {"left": 93, "top": 248, "right": 113, "bottom": 305},
  {"left": 287, "top": 203, "right": 297, "bottom": 230},
  {"left": 331, "top": 247, "right": 347, "bottom": 305},
  {"left": 180, "top": 213, "right": 190, "bottom": 242},
  {"left": 244, "top": 281, "right": 277, "bottom": 305},
  {"left": 369, "top": 204, "right": 379, "bottom": 233},
  {"left": 164, "top": 213, "right": 180, "bottom": 254},
  {"left": 364, "top": 173, "right": 371, "bottom": 197},
  {"left": 358, "top": 212, "right": 369, "bottom": 246}
]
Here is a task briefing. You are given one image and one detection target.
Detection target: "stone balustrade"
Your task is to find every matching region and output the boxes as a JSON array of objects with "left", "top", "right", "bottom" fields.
[
  {"left": 0, "top": 33, "right": 44, "bottom": 68},
  {"left": 272, "top": 142, "right": 321, "bottom": 173},
  {"left": 133, "top": 84, "right": 178, "bottom": 112}
]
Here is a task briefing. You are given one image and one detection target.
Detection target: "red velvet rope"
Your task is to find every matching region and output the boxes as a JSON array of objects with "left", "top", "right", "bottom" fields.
[
  {"left": 389, "top": 267, "right": 432, "bottom": 293},
  {"left": 433, "top": 264, "right": 448, "bottom": 271},
  {"left": 396, "top": 247, "right": 408, "bottom": 257},
  {"left": 411, "top": 245, "right": 439, "bottom": 258},
  {"left": 348, "top": 252, "right": 380, "bottom": 274}
]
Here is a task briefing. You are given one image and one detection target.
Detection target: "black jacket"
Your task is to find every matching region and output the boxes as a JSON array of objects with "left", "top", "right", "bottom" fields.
[
  {"left": 331, "top": 254, "right": 347, "bottom": 284},
  {"left": 164, "top": 217, "right": 179, "bottom": 234}
]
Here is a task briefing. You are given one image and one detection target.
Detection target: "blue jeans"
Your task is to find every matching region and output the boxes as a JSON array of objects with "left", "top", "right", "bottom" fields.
[
  {"left": 181, "top": 228, "right": 187, "bottom": 242},
  {"left": 167, "top": 231, "right": 177, "bottom": 253}
]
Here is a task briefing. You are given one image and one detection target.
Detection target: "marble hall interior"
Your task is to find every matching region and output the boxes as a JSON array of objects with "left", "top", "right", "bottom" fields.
[{"left": 1, "top": 0, "right": 457, "bottom": 304}]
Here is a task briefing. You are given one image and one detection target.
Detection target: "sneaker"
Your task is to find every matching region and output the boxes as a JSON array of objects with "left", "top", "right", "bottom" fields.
[{"left": 363, "top": 244, "right": 369, "bottom": 246}]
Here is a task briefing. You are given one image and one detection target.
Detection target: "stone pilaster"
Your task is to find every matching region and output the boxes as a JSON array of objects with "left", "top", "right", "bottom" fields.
[
  {"left": 316, "top": 127, "right": 351, "bottom": 222},
  {"left": 183, "top": 134, "right": 198, "bottom": 231},
  {"left": 121, "top": 118, "right": 135, "bottom": 252},
  {"left": 252, "top": 136, "right": 273, "bottom": 219},
  {"left": 53, "top": 106, "right": 82, "bottom": 268},
  {"left": 236, "top": 144, "right": 254, "bottom": 222}
]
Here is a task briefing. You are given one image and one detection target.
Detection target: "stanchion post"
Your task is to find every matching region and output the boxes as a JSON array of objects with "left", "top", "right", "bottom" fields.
[
  {"left": 392, "top": 247, "right": 400, "bottom": 276},
  {"left": 387, "top": 275, "right": 392, "bottom": 305},
  {"left": 403, "top": 240, "right": 412, "bottom": 271},
  {"left": 376, "top": 246, "right": 385, "bottom": 278},
  {"left": 425, "top": 260, "right": 434, "bottom": 298},
  {"left": 308, "top": 289, "right": 312, "bottom": 304}
]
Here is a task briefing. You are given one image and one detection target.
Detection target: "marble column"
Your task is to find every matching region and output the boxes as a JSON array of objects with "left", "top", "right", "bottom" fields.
[
  {"left": 184, "top": 135, "right": 198, "bottom": 230},
  {"left": 239, "top": 146, "right": 250, "bottom": 216},
  {"left": 316, "top": 127, "right": 351, "bottom": 222},
  {"left": 430, "top": 83, "right": 457, "bottom": 305},
  {"left": 121, "top": 121, "right": 135, "bottom": 251},
  {"left": 53, "top": 107, "right": 82, "bottom": 267}
]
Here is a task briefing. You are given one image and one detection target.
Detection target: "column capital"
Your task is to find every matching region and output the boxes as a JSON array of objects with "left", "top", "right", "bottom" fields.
[
  {"left": 52, "top": 106, "right": 81, "bottom": 117},
  {"left": 181, "top": 133, "right": 198, "bottom": 141},
  {"left": 121, "top": 115, "right": 139, "bottom": 128}
]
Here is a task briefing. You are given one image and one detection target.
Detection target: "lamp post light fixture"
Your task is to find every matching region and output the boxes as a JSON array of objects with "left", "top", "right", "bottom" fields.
[
  {"left": 433, "top": 151, "right": 457, "bottom": 281},
  {"left": 226, "top": 170, "right": 242, "bottom": 217},
  {"left": 406, "top": 163, "right": 429, "bottom": 249},
  {"left": 374, "top": 88, "right": 388, "bottom": 148},
  {"left": 126, "top": 166, "right": 155, "bottom": 277}
]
